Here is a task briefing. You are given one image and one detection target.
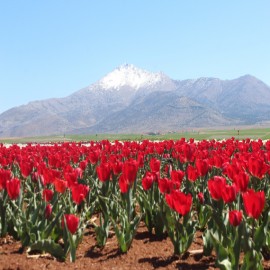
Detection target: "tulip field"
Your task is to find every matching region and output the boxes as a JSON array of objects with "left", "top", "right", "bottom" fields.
[{"left": 1, "top": 138, "right": 270, "bottom": 269}]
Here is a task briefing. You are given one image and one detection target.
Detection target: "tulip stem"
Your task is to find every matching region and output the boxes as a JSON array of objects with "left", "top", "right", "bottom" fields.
[
  {"left": 0, "top": 192, "right": 8, "bottom": 237},
  {"left": 252, "top": 218, "right": 255, "bottom": 241},
  {"left": 237, "top": 193, "right": 240, "bottom": 211}
]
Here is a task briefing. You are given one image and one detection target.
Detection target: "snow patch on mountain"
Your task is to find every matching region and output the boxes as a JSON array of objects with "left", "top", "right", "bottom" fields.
[{"left": 97, "top": 64, "right": 167, "bottom": 90}]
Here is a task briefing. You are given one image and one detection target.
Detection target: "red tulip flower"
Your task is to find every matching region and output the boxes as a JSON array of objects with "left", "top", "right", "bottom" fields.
[
  {"left": 163, "top": 164, "right": 172, "bottom": 176},
  {"left": 229, "top": 210, "right": 242, "bottom": 226},
  {"left": 64, "top": 171, "right": 78, "bottom": 188},
  {"left": 150, "top": 158, "right": 160, "bottom": 173},
  {"left": 142, "top": 171, "right": 155, "bottom": 191},
  {"left": 247, "top": 156, "right": 268, "bottom": 179},
  {"left": 221, "top": 184, "right": 237, "bottom": 203},
  {"left": 42, "top": 168, "right": 56, "bottom": 185},
  {"left": 137, "top": 153, "right": 145, "bottom": 168},
  {"left": 0, "top": 169, "right": 11, "bottom": 190},
  {"left": 166, "top": 190, "right": 192, "bottom": 216},
  {"left": 79, "top": 160, "right": 88, "bottom": 170},
  {"left": 150, "top": 157, "right": 160, "bottom": 180},
  {"left": 122, "top": 159, "right": 138, "bottom": 183},
  {"left": 195, "top": 158, "right": 209, "bottom": 177},
  {"left": 180, "top": 143, "right": 196, "bottom": 163},
  {"left": 111, "top": 160, "right": 123, "bottom": 175},
  {"left": 233, "top": 171, "right": 249, "bottom": 192},
  {"left": 43, "top": 189, "right": 54, "bottom": 202},
  {"left": 165, "top": 193, "right": 174, "bottom": 209},
  {"left": 54, "top": 178, "right": 68, "bottom": 193},
  {"left": 223, "top": 162, "right": 240, "bottom": 182},
  {"left": 187, "top": 165, "right": 199, "bottom": 182},
  {"left": 171, "top": 170, "right": 185, "bottom": 185},
  {"left": 118, "top": 174, "right": 128, "bottom": 193},
  {"left": 71, "top": 184, "right": 90, "bottom": 205},
  {"left": 211, "top": 154, "right": 223, "bottom": 169},
  {"left": 74, "top": 167, "right": 83, "bottom": 179},
  {"left": 45, "top": 204, "right": 53, "bottom": 219},
  {"left": 31, "top": 171, "right": 39, "bottom": 183},
  {"left": 62, "top": 214, "right": 80, "bottom": 234},
  {"left": 242, "top": 189, "right": 265, "bottom": 219},
  {"left": 197, "top": 192, "right": 204, "bottom": 204},
  {"left": 173, "top": 191, "right": 192, "bottom": 216},
  {"left": 118, "top": 159, "right": 138, "bottom": 193},
  {"left": 20, "top": 161, "right": 33, "bottom": 178},
  {"left": 208, "top": 176, "right": 226, "bottom": 201},
  {"left": 89, "top": 151, "right": 99, "bottom": 165},
  {"left": 158, "top": 178, "right": 175, "bottom": 194},
  {"left": 96, "top": 162, "right": 111, "bottom": 182},
  {"left": 6, "top": 178, "right": 21, "bottom": 200}
]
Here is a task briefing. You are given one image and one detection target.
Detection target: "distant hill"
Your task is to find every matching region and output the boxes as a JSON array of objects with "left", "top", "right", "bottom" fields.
[{"left": 1, "top": 64, "right": 270, "bottom": 137}]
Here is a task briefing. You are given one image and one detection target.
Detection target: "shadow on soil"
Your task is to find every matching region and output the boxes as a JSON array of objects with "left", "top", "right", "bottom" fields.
[{"left": 138, "top": 253, "right": 216, "bottom": 269}]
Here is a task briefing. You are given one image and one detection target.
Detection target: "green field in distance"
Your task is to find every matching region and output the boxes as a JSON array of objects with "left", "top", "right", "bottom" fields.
[{"left": 1, "top": 126, "right": 270, "bottom": 144}]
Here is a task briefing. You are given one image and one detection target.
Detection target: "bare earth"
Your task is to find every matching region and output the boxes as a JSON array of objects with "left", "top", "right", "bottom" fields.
[{"left": 1, "top": 223, "right": 270, "bottom": 270}]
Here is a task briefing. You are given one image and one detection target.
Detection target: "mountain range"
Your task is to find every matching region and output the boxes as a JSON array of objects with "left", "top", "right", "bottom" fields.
[{"left": 1, "top": 64, "right": 270, "bottom": 137}]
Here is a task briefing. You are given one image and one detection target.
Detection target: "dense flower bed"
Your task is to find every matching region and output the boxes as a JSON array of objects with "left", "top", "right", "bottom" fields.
[{"left": 0, "top": 138, "right": 270, "bottom": 269}]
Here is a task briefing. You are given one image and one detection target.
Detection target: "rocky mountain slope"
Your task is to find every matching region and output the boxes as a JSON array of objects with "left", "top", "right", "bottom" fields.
[{"left": 0, "top": 64, "right": 270, "bottom": 137}]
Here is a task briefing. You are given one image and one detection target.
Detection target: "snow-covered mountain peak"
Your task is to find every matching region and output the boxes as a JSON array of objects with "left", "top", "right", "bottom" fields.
[{"left": 97, "top": 64, "right": 168, "bottom": 90}]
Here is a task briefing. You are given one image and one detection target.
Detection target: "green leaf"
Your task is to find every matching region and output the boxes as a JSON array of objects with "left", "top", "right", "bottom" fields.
[
  {"left": 30, "top": 206, "right": 41, "bottom": 226},
  {"left": 185, "top": 232, "right": 195, "bottom": 253},
  {"left": 44, "top": 210, "right": 62, "bottom": 239},
  {"left": 210, "top": 231, "right": 232, "bottom": 270},
  {"left": 98, "top": 195, "right": 110, "bottom": 216},
  {"left": 218, "top": 259, "right": 232, "bottom": 270},
  {"left": 231, "top": 223, "right": 243, "bottom": 270},
  {"left": 198, "top": 205, "right": 212, "bottom": 229},
  {"left": 67, "top": 230, "right": 76, "bottom": 262},
  {"left": 29, "top": 239, "right": 65, "bottom": 260},
  {"left": 203, "top": 229, "right": 213, "bottom": 256},
  {"left": 254, "top": 211, "right": 270, "bottom": 251},
  {"left": 95, "top": 224, "right": 109, "bottom": 247},
  {"left": 130, "top": 215, "right": 141, "bottom": 232},
  {"left": 240, "top": 250, "right": 263, "bottom": 270}
]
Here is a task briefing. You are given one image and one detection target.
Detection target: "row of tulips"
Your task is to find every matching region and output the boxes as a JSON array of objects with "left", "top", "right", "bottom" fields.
[{"left": 0, "top": 138, "right": 270, "bottom": 269}]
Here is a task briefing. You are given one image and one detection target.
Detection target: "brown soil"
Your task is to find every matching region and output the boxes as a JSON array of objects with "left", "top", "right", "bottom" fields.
[{"left": 1, "top": 224, "right": 270, "bottom": 270}]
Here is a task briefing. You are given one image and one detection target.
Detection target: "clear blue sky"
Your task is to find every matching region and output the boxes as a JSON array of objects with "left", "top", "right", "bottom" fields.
[{"left": 1, "top": 0, "right": 269, "bottom": 113}]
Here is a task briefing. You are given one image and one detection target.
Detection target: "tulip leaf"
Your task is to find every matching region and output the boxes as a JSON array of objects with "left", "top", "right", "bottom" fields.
[
  {"left": 44, "top": 210, "right": 62, "bottom": 239},
  {"left": 240, "top": 250, "right": 263, "bottom": 270},
  {"left": 254, "top": 211, "right": 270, "bottom": 251},
  {"left": 198, "top": 205, "right": 212, "bottom": 229},
  {"left": 210, "top": 231, "right": 232, "bottom": 270},
  {"left": 67, "top": 231, "right": 77, "bottom": 262},
  {"left": 203, "top": 229, "right": 213, "bottom": 256},
  {"left": 218, "top": 259, "right": 232, "bottom": 270},
  {"left": 29, "top": 239, "right": 65, "bottom": 260}
]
